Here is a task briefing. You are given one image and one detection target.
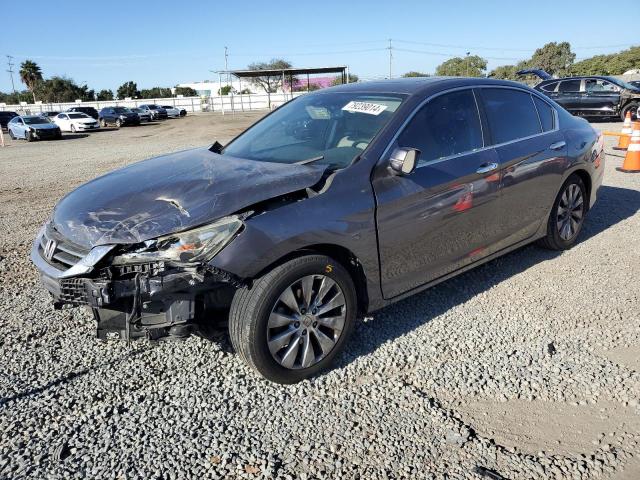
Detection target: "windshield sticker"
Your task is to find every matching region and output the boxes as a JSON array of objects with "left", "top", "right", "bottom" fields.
[{"left": 342, "top": 101, "right": 388, "bottom": 115}]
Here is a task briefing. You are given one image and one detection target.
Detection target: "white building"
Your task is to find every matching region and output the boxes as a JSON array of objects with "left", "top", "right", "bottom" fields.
[{"left": 177, "top": 79, "right": 259, "bottom": 97}]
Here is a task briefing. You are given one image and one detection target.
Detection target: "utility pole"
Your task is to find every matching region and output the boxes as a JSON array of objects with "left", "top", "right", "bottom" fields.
[
  {"left": 388, "top": 39, "right": 393, "bottom": 79},
  {"left": 6, "top": 55, "right": 16, "bottom": 94},
  {"left": 224, "top": 46, "right": 229, "bottom": 89},
  {"left": 466, "top": 51, "right": 470, "bottom": 77}
]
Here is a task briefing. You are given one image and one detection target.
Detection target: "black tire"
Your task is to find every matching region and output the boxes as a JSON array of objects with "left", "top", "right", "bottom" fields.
[
  {"left": 115, "top": 119, "right": 122, "bottom": 128},
  {"left": 621, "top": 102, "right": 639, "bottom": 121},
  {"left": 537, "top": 174, "right": 587, "bottom": 250},
  {"left": 99, "top": 118, "right": 107, "bottom": 128},
  {"left": 229, "top": 254, "right": 357, "bottom": 383},
  {"left": 9, "top": 130, "right": 15, "bottom": 140},
  {"left": 26, "top": 130, "right": 33, "bottom": 142},
  {"left": 70, "top": 124, "right": 76, "bottom": 133}
]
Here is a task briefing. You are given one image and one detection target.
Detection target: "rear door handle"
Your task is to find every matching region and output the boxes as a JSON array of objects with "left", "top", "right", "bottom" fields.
[
  {"left": 549, "top": 141, "right": 566, "bottom": 151},
  {"left": 476, "top": 162, "right": 499, "bottom": 174}
]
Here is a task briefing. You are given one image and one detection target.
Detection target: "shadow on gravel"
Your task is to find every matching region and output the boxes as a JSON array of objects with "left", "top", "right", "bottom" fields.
[
  {"left": 55, "top": 134, "right": 89, "bottom": 141},
  {"left": 0, "top": 347, "right": 148, "bottom": 407},
  {"left": 333, "top": 185, "right": 640, "bottom": 370}
]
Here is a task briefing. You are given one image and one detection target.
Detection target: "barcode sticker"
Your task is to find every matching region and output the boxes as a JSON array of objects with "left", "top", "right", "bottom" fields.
[{"left": 342, "top": 101, "right": 388, "bottom": 115}]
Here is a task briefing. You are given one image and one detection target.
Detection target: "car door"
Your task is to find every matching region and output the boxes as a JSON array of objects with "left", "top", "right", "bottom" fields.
[
  {"left": 477, "top": 87, "right": 568, "bottom": 246},
  {"left": 373, "top": 88, "right": 505, "bottom": 299},
  {"left": 556, "top": 79, "right": 583, "bottom": 112},
  {"left": 583, "top": 78, "right": 620, "bottom": 115},
  {"left": 56, "top": 114, "right": 69, "bottom": 131},
  {"left": 12, "top": 118, "right": 25, "bottom": 137}
]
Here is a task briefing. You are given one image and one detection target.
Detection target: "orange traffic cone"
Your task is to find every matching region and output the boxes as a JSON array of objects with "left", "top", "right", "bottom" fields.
[
  {"left": 613, "top": 112, "right": 633, "bottom": 151},
  {"left": 617, "top": 122, "right": 640, "bottom": 173}
]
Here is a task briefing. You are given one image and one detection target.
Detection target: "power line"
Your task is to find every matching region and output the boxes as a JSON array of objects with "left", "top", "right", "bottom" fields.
[{"left": 6, "top": 55, "right": 16, "bottom": 94}]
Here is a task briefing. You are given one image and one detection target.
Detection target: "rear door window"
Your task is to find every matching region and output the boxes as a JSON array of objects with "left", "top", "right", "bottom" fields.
[
  {"left": 532, "top": 96, "right": 555, "bottom": 132},
  {"left": 397, "top": 89, "right": 483, "bottom": 165},
  {"left": 481, "top": 88, "right": 542, "bottom": 144},
  {"left": 558, "top": 80, "right": 581, "bottom": 92}
]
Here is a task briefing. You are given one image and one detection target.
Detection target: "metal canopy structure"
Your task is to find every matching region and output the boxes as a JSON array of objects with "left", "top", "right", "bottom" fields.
[{"left": 216, "top": 66, "right": 349, "bottom": 97}]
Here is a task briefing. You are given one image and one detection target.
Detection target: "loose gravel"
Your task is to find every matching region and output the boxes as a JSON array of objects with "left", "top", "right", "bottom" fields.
[{"left": 0, "top": 116, "right": 638, "bottom": 479}]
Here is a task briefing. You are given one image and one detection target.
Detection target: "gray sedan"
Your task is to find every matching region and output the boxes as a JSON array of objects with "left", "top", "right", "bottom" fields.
[{"left": 31, "top": 78, "right": 604, "bottom": 383}]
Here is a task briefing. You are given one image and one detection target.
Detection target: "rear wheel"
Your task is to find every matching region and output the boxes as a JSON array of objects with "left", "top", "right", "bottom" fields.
[
  {"left": 537, "top": 174, "right": 587, "bottom": 250},
  {"left": 229, "top": 255, "right": 357, "bottom": 383}
]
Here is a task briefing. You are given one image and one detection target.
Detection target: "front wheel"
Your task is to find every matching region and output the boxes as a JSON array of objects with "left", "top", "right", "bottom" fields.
[
  {"left": 70, "top": 124, "right": 76, "bottom": 133},
  {"left": 25, "top": 130, "right": 33, "bottom": 142},
  {"left": 9, "top": 129, "right": 15, "bottom": 140},
  {"left": 115, "top": 119, "right": 122, "bottom": 128},
  {"left": 229, "top": 255, "right": 357, "bottom": 383},
  {"left": 537, "top": 174, "right": 587, "bottom": 250},
  {"left": 99, "top": 118, "right": 107, "bottom": 127},
  {"left": 621, "top": 102, "right": 639, "bottom": 121}
]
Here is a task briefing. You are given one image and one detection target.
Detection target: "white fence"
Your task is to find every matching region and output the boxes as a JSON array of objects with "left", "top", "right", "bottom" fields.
[{"left": 0, "top": 92, "right": 307, "bottom": 116}]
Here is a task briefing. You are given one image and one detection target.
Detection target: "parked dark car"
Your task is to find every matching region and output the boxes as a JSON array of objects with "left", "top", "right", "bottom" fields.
[
  {"left": 31, "top": 78, "right": 604, "bottom": 383},
  {"left": 39, "top": 111, "right": 60, "bottom": 120},
  {"left": 0, "top": 110, "right": 18, "bottom": 131},
  {"left": 138, "top": 104, "right": 168, "bottom": 120},
  {"left": 519, "top": 69, "right": 640, "bottom": 120},
  {"left": 98, "top": 107, "right": 140, "bottom": 127},
  {"left": 66, "top": 106, "right": 99, "bottom": 120}
]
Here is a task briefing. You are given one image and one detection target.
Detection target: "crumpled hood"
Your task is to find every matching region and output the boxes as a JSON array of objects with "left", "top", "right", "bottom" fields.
[{"left": 52, "top": 147, "right": 325, "bottom": 248}]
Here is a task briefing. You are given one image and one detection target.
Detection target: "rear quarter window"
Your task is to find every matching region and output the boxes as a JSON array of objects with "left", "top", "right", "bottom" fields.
[
  {"left": 481, "top": 88, "right": 542, "bottom": 144},
  {"left": 540, "top": 82, "right": 558, "bottom": 92},
  {"left": 532, "top": 96, "right": 555, "bottom": 132}
]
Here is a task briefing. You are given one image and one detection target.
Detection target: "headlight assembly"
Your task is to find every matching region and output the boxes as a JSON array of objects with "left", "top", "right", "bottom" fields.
[{"left": 113, "top": 215, "right": 243, "bottom": 265}]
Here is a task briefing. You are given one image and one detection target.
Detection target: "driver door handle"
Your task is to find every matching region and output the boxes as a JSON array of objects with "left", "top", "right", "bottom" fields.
[
  {"left": 476, "top": 162, "right": 499, "bottom": 174},
  {"left": 549, "top": 141, "right": 566, "bottom": 151}
]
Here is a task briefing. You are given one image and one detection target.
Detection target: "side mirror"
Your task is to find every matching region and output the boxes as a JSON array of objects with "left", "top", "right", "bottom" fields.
[{"left": 389, "top": 147, "right": 420, "bottom": 175}]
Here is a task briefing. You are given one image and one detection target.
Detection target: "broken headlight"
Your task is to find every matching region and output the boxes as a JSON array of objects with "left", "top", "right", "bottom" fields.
[{"left": 113, "top": 215, "right": 243, "bottom": 264}]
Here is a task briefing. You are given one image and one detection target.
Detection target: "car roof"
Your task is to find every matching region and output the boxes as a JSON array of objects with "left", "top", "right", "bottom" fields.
[
  {"left": 324, "top": 77, "right": 534, "bottom": 98},
  {"left": 538, "top": 75, "right": 619, "bottom": 84}
]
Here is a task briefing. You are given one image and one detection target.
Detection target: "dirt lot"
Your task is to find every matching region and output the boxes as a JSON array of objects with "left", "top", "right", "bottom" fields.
[{"left": 0, "top": 114, "right": 638, "bottom": 479}]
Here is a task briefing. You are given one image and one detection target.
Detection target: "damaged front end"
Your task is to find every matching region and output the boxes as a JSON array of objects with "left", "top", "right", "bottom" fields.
[{"left": 31, "top": 216, "right": 246, "bottom": 342}]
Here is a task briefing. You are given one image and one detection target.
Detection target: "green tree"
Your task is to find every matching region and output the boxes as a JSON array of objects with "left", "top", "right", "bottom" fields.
[
  {"left": 402, "top": 71, "right": 429, "bottom": 78},
  {"left": 97, "top": 89, "right": 114, "bottom": 101},
  {"left": 247, "top": 58, "right": 293, "bottom": 93},
  {"left": 174, "top": 86, "right": 198, "bottom": 96},
  {"left": 218, "top": 85, "right": 234, "bottom": 95},
  {"left": 139, "top": 87, "right": 172, "bottom": 99},
  {"left": 19, "top": 60, "right": 43, "bottom": 103},
  {"left": 36, "top": 77, "right": 87, "bottom": 103},
  {"left": 0, "top": 90, "right": 32, "bottom": 104},
  {"left": 331, "top": 73, "right": 359, "bottom": 85},
  {"left": 572, "top": 46, "right": 640, "bottom": 76},
  {"left": 528, "top": 41, "right": 575, "bottom": 77},
  {"left": 116, "top": 81, "right": 140, "bottom": 99},
  {"left": 435, "top": 55, "right": 487, "bottom": 77}
]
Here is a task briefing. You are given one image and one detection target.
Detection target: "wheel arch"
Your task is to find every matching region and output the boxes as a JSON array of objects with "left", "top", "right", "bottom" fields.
[
  {"left": 570, "top": 168, "right": 592, "bottom": 212},
  {"left": 251, "top": 243, "right": 369, "bottom": 315}
]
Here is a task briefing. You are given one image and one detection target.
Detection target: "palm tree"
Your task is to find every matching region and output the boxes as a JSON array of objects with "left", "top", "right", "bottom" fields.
[{"left": 19, "top": 60, "right": 43, "bottom": 103}]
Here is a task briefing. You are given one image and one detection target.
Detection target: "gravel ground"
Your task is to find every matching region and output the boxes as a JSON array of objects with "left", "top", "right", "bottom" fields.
[{"left": 0, "top": 115, "right": 638, "bottom": 479}]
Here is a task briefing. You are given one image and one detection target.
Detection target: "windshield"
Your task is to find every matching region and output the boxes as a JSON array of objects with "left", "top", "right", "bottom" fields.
[
  {"left": 24, "top": 116, "right": 49, "bottom": 125},
  {"left": 114, "top": 107, "right": 131, "bottom": 113},
  {"left": 607, "top": 77, "right": 640, "bottom": 92},
  {"left": 223, "top": 92, "right": 405, "bottom": 169},
  {"left": 69, "top": 113, "right": 89, "bottom": 119}
]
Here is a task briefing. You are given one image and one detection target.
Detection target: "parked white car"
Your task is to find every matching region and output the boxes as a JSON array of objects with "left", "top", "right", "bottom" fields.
[
  {"left": 161, "top": 105, "right": 181, "bottom": 118},
  {"left": 53, "top": 112, "right": 100, "bottom": 132}
]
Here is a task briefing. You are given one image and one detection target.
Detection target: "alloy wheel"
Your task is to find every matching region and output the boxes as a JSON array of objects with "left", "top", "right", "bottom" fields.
[
  {"left": 267, "top": 274, "right": 346, "bottom": 370},
  {"left": 556, "top": 183, "right": 584, "bottom": 241}
]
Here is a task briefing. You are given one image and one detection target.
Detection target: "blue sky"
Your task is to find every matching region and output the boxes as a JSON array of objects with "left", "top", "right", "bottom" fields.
[{"left": 2, "top": 0, "right": 638, "bottom": 93}]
